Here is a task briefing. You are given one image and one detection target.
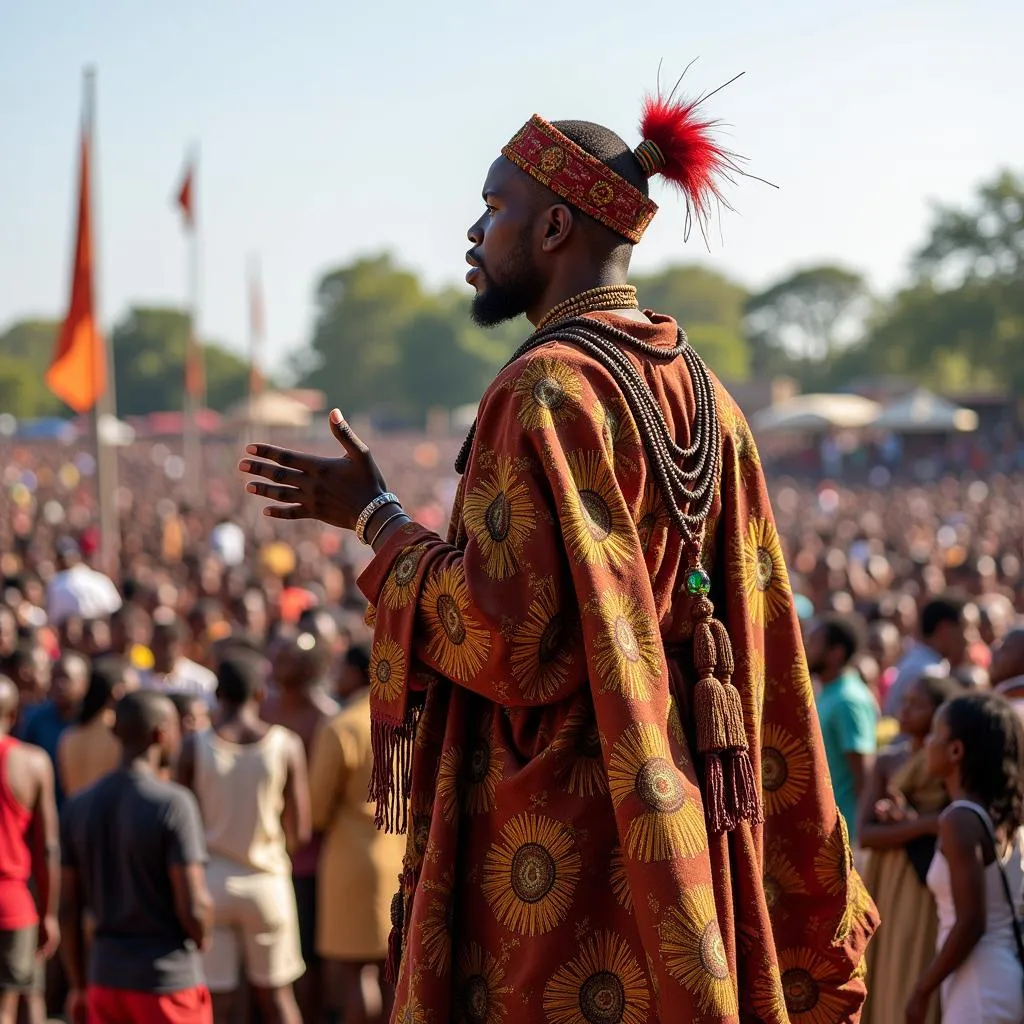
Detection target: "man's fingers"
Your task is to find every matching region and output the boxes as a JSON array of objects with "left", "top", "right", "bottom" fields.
[
  {"left": 246, "top": 482, "right": 303, "bottom": 503},
  {"left": 263, "top": 504, "right": 310, "bottom": 521},
  {"left": 238, "top": 459, "right": 306, "bottom": 486},
  {"left": 243, "top": 443, "right": 311, "bottom": 469},
  {"left": 329, "top": 409, "right": 369, "bottom": 459}
]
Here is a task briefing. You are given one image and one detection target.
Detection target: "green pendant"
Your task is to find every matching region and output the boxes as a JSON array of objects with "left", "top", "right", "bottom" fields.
[{"left": 685, "top": 567, "right": 711, "bottom": 596}]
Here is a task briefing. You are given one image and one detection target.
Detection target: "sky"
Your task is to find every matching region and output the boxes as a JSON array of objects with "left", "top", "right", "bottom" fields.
[{"left": 2, "top": 0, "right": 1021, "bottom": 375}]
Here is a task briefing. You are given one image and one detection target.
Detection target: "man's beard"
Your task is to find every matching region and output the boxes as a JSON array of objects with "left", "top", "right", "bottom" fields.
[{"left": 470, "top": 228, "right": 546, "bottom": 328}]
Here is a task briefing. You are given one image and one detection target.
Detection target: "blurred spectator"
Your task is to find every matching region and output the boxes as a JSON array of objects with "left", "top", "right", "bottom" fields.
[
  {"left": 144, "top": 615, "right": 217, "bottom": 707},
  {"left": 2, "top": 643, "right": 51, "bottom": 713},
  {"left": 45, "top": 539, "right": 121, "bottom": 627},
  {"left": 169, "top": 694, "right": 211, "bottom": 739},
  {"left": 263, "top": 626, "right": 338, "bottom": 1024},
  {"left": 179, "top": 647, "right": 307, "bottom": 1024},
  {"left": 0, "top": 676, "right": 60, "bottom": 1024},
  {"left": 859, "top": 670, "right": 962, "bottom": 1024},
  {"left": 884, "top": 594, "right": 976, "bottom": 717},
  {"left": 805, "top": 612, "right": 878, "bottom": 844},
  {"left": 309, "top": 646, "right": 403, "bottom": 1024},
  {"left": 57, "top": 657, "right": 127, "bottom": 798},
  {"left": 60, "top": 691, "right": 212, "bottom": 1024}
]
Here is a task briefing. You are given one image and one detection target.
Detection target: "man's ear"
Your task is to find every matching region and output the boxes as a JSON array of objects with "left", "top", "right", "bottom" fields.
[{"left": 539, "top": 203, "right": 575, "bottom": 252}]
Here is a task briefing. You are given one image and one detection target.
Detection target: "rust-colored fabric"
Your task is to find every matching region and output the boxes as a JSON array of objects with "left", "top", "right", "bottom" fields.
[{"left": 358, "top": 311, "right": 877, "bottom": 1023}]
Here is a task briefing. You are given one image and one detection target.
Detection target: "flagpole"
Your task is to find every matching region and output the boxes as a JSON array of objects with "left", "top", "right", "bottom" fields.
[
  {"left": 248, "top": 253, "right": 262, "bottom": 436},
  {"left": 85, "top": 66, "right": 120, "bottom": 576},
  {"left": 184, "top": 144, "right": 201, "bottom": 500}
]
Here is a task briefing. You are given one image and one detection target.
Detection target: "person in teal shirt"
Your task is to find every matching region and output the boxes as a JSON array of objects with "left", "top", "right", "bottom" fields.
[{"left": 806, "top": 613, "right": 878, "bottom": 844}]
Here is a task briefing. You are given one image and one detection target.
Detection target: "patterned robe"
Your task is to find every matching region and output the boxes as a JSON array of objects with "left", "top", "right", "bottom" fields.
[{"left": 358, "top": 312, "right": 877, "bottom": 1024}]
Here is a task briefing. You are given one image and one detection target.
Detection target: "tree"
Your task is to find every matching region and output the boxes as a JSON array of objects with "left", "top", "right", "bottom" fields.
[
  {"left": 0, "top": 320, "right": 64, "bottom": 417},
  {"left": 745, "top": 266, "right": 871, "bottom": 376}
]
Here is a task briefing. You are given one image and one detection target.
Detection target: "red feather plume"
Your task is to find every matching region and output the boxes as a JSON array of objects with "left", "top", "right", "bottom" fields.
[{"left": 639, "top": 70, "right": 761, "bottom": 245}]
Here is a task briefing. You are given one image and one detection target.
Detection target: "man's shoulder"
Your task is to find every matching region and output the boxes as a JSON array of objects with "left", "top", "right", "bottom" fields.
[{"left": 487, "top": 338, "right": 617, "bottom": 397}]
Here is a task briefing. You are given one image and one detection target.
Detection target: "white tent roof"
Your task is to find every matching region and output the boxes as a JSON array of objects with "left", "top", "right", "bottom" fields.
[
  {"left": 228, "top": 391, "right": 313, "bottom": 428},
  {"left": 751, "top": 394, "right": 882, "bottom": 434},
  {"left": 872, "top": 389, "right": 979, "bottom": 433}
]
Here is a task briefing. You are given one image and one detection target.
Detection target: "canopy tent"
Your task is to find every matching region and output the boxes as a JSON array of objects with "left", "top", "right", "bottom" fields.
[
  {"left": 227, "top": 391, "right": 313, "bottom": 429},
  {"left": 871, "top": 389, "right": 979, "bottom": 433},
  {"left": 750, "top": 394, "right": 882, "bottom": 435}
]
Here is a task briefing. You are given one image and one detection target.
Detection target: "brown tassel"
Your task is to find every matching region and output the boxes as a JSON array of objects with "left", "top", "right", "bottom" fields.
[
  {"left": 710, "top": 618, "right": 735, "bottom": 675},
  {"left": 384, "top": 889, "right": 404, "bottom": 985},
  {"left": 722, "top": 680, "right": 748, "bottom": 751},
  {"left": 370, "top": 715, "right": 417, "bottom": 833},
  {"left": 693, "top": 621, "right": 717, "bottom": 676},
  {"left": 703, "top": 752, "right": 733, "bottom": 834},
  {"left": 727, "top": 748, "right": 764, "bottom": 825},
  {"left": 694, "top": 674, "right": 729, "bottom": 752}
]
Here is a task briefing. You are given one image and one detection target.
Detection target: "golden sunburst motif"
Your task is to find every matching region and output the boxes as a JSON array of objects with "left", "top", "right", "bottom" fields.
[
  {"left": 364, "top": 603, "right": 377, "bottom": 628},
  {"left": 659, "top": 885, "right": 737, "bottom": 1017},
  {"left": 734, "top": 415, "right": 761, "bottom": 465},
  {"left": 791, "top": 656, "right": 816, "bottom": 708},
  {"left": 851, "top": 956, "right": 868, "bottom": 981},
  {"left": 741, "top": 517, "right": 791, "bottom": 627},
  {"left": 742, "top": 649, "right": 766, "bottom": 738},
  {"left": 777, "top": 948, "right": 847, "bottom": 1024},
  {"left": 750, "top": 962, "right": 788, "bottom": 1024},
  {"left": 369, "top": 633, "right": 407, "bottom": 704},
  {"left": 481, "top": 814, "right": 581, "bottom": 937},
  {"left": 551, "top": 703, "right": 607, "bottom": 798},
  {"left": 419, "top": 876, "right": 454, "bottom": 978},
  {"left": 609, "top": 846, "right": 633, "bottom": 912},
  {"left": 763, "top": 842, "right": 808, "bottom": 914},
  {"left": 422, "top": 566, "right": 491, "bottom": 681},
  {"left": 667, "top": 697, "right": 686, "bottom": 749},
  {"left": 393, "top": 995, "right": 429, "bottom": 1024},
  {"left": 607, "top": 723, "right": 706, "bottom": 862},
  {"left": 635, "top": 481, "right": 668, "bottom": 557},
  {"left": 381, "top": 543, "right": 429, "bottom": 610},
  {"left": 510, "top": 578, "right": 576, "bottom": 703},
  {"left": 596, "top": 395, "right": 636, "bottom": 465},
  {"left": 436, "top": 746, "right": 462, "bottom": 824},
  {"left": 815, "top": 815, "right": 854, "bottom": 896},
  {"left": 456, "top": 943, "right": 511, "bottom": 1024},
  {"left": 514, "top": 358, "right": 583, "bottom": 431},
  {"left": 834, "top": 871, "right": 874, "bottom": 945},
  {"left": 463, "top": 454, "right": 537, "bottom": 580},
  {"left": 465, "top": 721, "right": 503, "bottom": 816},
  {"left": 761, "top": 722, "right": 812, "bottom": 817},
  {"left": 543, "top": 930, "right": 651, "bottom": 1024},
  {"left": 563, "top": 451, "right": 633, "bottom": 570},
  {"left": 591, "top": 591, "right": 662, "bottom": 702}
]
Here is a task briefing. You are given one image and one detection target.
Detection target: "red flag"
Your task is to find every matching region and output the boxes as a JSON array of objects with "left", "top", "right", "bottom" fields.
[
  {"left": 249, "top": 259, "right": 265, "bottom": 397},
  {"left": 175, "top": 158, "right": 194, "bottom": 229},
  {"left": 46, "top": 119, "right": 105, "bottom": 413}
]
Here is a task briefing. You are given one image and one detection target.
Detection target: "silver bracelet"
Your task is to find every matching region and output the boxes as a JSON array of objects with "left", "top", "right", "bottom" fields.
[
  {"left": 355, "top": 492, "right": 401, "bottom": 544},
  {"left": 368, "top": 510, "right": 409, "bottom": 547}
]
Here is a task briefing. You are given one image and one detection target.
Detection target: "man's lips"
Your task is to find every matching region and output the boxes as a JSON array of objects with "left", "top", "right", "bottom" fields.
[{"left": 465, "top": 252, "right": 483, "bottom": 286}]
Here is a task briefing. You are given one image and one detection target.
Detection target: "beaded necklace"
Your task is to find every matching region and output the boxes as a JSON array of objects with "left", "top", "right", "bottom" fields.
[{"left": 535, "top": 285, "right": 640, "bottom": 331}]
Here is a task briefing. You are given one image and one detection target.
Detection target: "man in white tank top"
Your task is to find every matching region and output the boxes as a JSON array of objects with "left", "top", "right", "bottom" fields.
[{"left": 178, "top": 647, "right": 310, "bottom": 1024}]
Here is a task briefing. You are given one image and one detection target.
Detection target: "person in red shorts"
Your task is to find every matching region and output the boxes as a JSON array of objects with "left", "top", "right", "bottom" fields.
[
  {"left": 0, "top": 676, "right": 60, "bottom": 1024},
  {"left": 59, "top": 690, "right": 213, "bottom": 1024}
]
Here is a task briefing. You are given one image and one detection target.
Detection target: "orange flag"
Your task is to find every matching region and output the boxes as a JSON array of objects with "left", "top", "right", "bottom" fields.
[
  {"left": 46, "top": 123, "right": 105, "bottom": 413},
  {"left": 176, "top": 159, "right": 194, "bottom": 229}
]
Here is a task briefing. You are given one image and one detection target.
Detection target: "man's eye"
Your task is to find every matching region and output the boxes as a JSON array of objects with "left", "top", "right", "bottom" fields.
[{"left": 485, "top": 205, "right": 497, "bottom": 217}]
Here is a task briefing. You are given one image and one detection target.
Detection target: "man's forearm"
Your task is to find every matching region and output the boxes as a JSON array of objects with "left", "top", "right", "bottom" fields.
[
  {"left": 42, "top": 847, "right": 60, "bottom": 920},
  {"left": 59, "top": 897, "right": 86, "bottom": 989}
]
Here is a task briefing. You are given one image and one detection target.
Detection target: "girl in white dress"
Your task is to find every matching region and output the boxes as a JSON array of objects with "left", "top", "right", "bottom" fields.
[{"left": 907, "top": 692, "right": 1024, "bottom": 1023}]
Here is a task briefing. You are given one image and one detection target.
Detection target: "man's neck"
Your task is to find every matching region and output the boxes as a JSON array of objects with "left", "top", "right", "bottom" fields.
[
  {"left": 818, "top": 666, "right": 849, "bottom": 687},
  {"left": 527, "top": 267, "right": 631, "bottom": 327},
  {"left": 279, "top": 686, "right": 315, "bottom": 710},
  {"left": 124, "top": 751, "right": 161, "bottom": 775}
]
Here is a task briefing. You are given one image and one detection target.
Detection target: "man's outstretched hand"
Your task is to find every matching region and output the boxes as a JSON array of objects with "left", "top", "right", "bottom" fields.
[{"left": 239, "top": 409, "right": 389, "bottom": 530}]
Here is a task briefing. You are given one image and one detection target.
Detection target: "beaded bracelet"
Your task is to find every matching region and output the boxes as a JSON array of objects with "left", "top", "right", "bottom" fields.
[
  {"left": 368, "top": 510, "right": 408, "bottom": 547},
  {"left": 355, "top": 492, "right": 401, "bottom": 544}
]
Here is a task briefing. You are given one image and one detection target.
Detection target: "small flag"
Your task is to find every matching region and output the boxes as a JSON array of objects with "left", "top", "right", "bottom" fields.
[
  {"left": 175, "top": 157, "right": 195, "bottom": 229},
  {"left": 185, "top": 332, "right": 205, "bottom": 401},
  {"left": 46, "top": 117, "right": 105, "bottom": 413}
]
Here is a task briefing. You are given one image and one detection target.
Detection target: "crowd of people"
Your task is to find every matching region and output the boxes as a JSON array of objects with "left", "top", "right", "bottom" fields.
[{"left": 1, "top": 436, "right": 1024, "bottom": 1022}]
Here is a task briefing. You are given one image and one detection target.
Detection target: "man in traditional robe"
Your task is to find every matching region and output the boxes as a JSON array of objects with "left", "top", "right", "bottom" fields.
[{"left": 240, "top": 82, "right": 877, "bottom": 1023}]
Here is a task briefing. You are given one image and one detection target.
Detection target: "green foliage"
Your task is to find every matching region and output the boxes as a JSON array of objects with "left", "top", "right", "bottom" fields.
[{"left": 0, "top": 320, "right": 63, "bottom": 417}]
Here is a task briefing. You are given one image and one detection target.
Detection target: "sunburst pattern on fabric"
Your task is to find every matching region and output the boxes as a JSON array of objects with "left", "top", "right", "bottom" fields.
[
  {"left": 463, "top": 454, "right": 537, "bottom": 580},
  {"left": 750, "top": 961, "right": 788, "bottom": 1024},
  {"left": 763, "top": 842, "right": 808, "bottom": 914},
  {"left": 510, "top": 578, "right": 576, "bottom": 702},
  {"left": 597, "top": 395, "right": 635, "bottom": 466},
  {"left": 551, "top": 703, "right": 607, "bottom": 798},
  {"left": 465, "top": 721, "right": 503, "bottom": 816},
  {"left": 514, "top": 357, "right": 583, "bottom": 431},
  {"left": 543, "top": 930, "right": 651, "bottom": 1024},
  {"left": 607, "top": 723, "right": 706, "bottom": 862},
  {"left": 834, "top": 871, "right": 874, "bottom": 944},
  {"left": 481, "top": 813, "right": 581, "bottom": 937},
  {"left": 609, "top": 846, "right": 633, "bottom": 912},
  {"left": 591, "top": 591, "right": 662, "bottom": 701},
  {"left": 422, "top": 565, "right": 491, "bottom": 681},
  {"left": 777, "top": 948, "right": 847, "bottom": 1024},
  {"left": 741, "top": 517, "right": 790, "bottom": 627},
  {"left": 659, "top": 884, "right": 737, "bottom": 1016},
  {"left": 369, "top": 633, "right": 406, "bottom": 704},
  {"left": 456, "top": 943, "right": 511, "bottom": 1024},
  {"left": 418, "top": 876, "right": 454, "bottom": 977},
  {"left": 563, "top": 451, "right": 633, "bottom": 570},
  {"left": 761, "top": 723, "right": 812, "bottom": 817},
  {"left": 815, "top": 815, "right": 854, "bottom": 896},
  {"left": 381, "top": 543, "right": 429, "bottom": 610},
  {"left": 791, "top": 657, "right": 816, "bottom": 708},
  {"left": 436, "top": 746, "right": 462, "bottom": 824},
  {"left": 393, "top": 994, "right": 429, "bottom": 1024},
  {"left": 742, "top": 649, "right": 766, "bottom": 738},
  {"left": 635, "top": 481, "right": 668, "bottom": 556}
]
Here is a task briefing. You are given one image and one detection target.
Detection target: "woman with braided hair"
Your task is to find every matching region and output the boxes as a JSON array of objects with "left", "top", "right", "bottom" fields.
[{"left": 241, "top": 71, "right": 876, "bottom": 1022}]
